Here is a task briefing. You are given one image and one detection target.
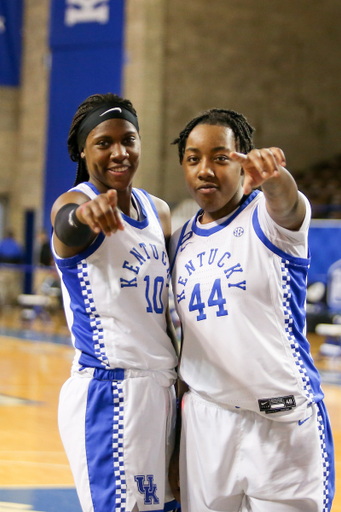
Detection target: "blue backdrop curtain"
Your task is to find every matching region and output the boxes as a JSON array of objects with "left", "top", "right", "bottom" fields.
[
  {"left": 0, "top": 0, "right": 23, "bottom": 86},
  {"left": 43, "top": 0, "right": 125, "bottom": 229}
]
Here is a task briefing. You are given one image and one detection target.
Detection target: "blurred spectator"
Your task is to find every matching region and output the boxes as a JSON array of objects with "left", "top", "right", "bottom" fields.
[
  {"left": 0, "top": 229, "right": 24, "bottom": 264},
  {"left": 294, "top": 154, "right": 341, "bottom": 218},
  {"left": 36, "top": 229, "right": 53, "bottom": 266}
]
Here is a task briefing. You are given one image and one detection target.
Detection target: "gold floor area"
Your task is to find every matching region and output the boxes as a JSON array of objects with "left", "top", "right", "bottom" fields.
[{"left": 0, "top": 307, "right": 340, "bottom": 510}]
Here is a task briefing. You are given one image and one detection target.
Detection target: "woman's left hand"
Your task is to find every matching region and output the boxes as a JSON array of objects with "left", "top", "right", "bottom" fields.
[{"left": 230, "top": 147, "right": 287, "bottom": 195}]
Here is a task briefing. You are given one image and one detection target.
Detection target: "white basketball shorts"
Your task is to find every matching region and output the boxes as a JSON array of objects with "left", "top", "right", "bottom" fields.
[
  {"left": 180, "top": 391, "right": 334, "bottom": 512},
  {"left": 58, "top": 367, "right": 179, "bottom": 512}
]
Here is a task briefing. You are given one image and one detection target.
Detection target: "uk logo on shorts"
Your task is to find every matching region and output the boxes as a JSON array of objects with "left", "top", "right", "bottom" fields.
[
  {"left": 134, "top": 475, "right": 160, "bottom": 505},
  {"left": 233, "top": 227, "right": 244, "bottom": 237}
]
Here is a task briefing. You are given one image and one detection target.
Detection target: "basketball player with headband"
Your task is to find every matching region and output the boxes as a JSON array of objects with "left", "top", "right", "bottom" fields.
[{"left": 51, "top": 93, "right": 179, "bottom": 512}]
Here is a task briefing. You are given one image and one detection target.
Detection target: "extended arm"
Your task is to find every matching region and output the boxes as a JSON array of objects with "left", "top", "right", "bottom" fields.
[
  {"left": 51, "top": 188, "right": 124, "bottom": 258},
  {"left": 231, "top": 147, "right": 306, "bottom": 231}
]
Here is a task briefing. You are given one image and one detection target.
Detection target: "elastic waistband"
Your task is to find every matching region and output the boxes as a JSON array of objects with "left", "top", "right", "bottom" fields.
[
  {"left": 74, "top": 366, "right": 176, "bottom": 387},
  {"left": 93, "top": 368, "right": 125, "bottom": 381}
]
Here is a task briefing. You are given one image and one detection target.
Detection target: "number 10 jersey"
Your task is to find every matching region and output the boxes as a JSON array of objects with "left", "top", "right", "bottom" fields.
[{"left": 53, "top": 182, "right": 177, "bottom": 380}]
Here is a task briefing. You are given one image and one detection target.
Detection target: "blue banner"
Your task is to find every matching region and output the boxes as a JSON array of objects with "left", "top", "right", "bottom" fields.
[
  {"left": 50, "top": 0, "right": 123, "bottom": 47},
  {"left": 308, "top": 221, "right": 341, "bottom": 283},
  {"left": 0, "top": 0, "right": 23, "bottom": 86},
  {"left": 43, "top": 0, "right": 125, "bottom": 230}
]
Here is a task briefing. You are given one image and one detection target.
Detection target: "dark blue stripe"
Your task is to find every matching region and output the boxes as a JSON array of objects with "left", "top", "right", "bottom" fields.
[
  {"left": 251, "top": 204, "right": 323, "bottom": 399},
  {"left": 287, "top": 263, "right": 324, "bottom": 401},
  {"left": 192, "top": 190, "right": 260, "bottom": 237},
  {"left": 169, "top": 220, "right": 190, "bottom": 276},
  {"left": 121, "top": 189, "right": 149, "bottom": 229},
  {"left": 139, "top": 189, "right": 162, "bottom": 229},
  {"left": 164, "top": 499, "right": 181, "bottom": 511},
  {"left": 252, "top": 206, "right": 311, "bottom": 266},
  {"left": 58, "top": 264, "right": 105, "bottom": 368},
  {"left": 317, "top": 401, "right": 335, "bottom": 511},
  {"left": 85, "top": 379, "right": 121, "bottom": 510},
  {"left": 53, "top": 233, "right": 105, "bottom": 268},
  {"left": 93, "top": 368, "right": 125, "bottom": 381},
  {"left": 70, "top": 182, "right": 100, "bottom": 196}
]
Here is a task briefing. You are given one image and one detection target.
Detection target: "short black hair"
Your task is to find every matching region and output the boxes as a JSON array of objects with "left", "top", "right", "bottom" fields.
[
  {"left": 68, "top": 93, "right": 137, "bottom": 186},
  {"left": 173, "top": 108, "right": 255, "bottom": 163}
]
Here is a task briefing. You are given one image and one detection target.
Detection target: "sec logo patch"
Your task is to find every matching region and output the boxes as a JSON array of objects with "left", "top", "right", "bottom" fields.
[{"left": 233, "top": 227, "right": 244, "bottom": 237}]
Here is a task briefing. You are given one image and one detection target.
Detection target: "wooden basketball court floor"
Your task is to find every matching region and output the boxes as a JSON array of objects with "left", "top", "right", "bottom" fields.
[{"left": 0, "top": 308, "right": 340, "bottom": 511}]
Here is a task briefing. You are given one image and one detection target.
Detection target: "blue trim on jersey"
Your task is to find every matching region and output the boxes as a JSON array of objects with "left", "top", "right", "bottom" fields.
[
  {"left": 69, "top": 181, "right": 101, "bottom": 196},
  {"left": 85, "top": 379, "right": 126, "bottom": 511},
  {"left": 169, "top": 220, "right": 191, "bottom": 276},
  {"left": 191, "top": 190, "right": 260, "bottom": 237},
  {"left": 252, "top": 204, "right": 323, "bottom": 402},
  {"left": 59, "top": 262, "right": 109, "bottom": 368},
  {"left": 252, "top": 206, "right": 311, "bottom": 266},
  {"left": 121, "top": 189, "right": 149, "bottom": 230},
  {"left": 71, "top": 182, "right": 151, "bottom": 230},
  {"left": 317, "top": 401, "right": 335, "bottom": 511},
  {"left": 139, "top": 189, "right": 163, "bottom": 230},
  {"left": 54, "top": 233, "right": 106, "bottom": 268},
  {"left": 83, "top": 182, "right": 100, "bottom": 196},
  {"left": 93, "top": 368, "right": 125, "bottom": 381},
  {"left": 283, "top": 261, "right": 324, "bottom": 402}
]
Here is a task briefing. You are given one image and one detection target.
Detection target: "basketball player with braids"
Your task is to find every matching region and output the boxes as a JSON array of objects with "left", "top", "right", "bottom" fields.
[
  {"left": 51, "top": 93, "right": 179, "bottom": 512},
  {"left": 169, "top": 108, "right": 334, "bottom": 512}
]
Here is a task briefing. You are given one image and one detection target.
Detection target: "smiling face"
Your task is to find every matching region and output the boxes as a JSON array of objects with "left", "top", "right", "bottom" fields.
[
  {"left": 81, "top": 118, "right": 141, "bottom": 196},
  {"left": 182, "top": 123, "right": 244, "bottom": 223}
]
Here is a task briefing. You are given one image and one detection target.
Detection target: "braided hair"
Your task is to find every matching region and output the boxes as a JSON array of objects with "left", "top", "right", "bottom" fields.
[
  {"left": 173, "top": 108, "right": 255, "bottom": 163},
  {"left": 68, "top": 93, "right": 138, "bottom": 186}
]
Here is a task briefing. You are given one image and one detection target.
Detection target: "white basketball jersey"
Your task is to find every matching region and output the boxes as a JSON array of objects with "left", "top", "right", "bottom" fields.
[
  {"left": 52, "top": 182, "right": 177, "bottom": 378},
  {"left": 170, "top": 190, "right": 323, "bottom": 421}
]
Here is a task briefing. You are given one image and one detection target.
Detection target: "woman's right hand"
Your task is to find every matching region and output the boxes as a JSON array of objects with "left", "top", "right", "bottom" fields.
[{"left": 76, "top": 189, "right": 125, "bottom": 236}]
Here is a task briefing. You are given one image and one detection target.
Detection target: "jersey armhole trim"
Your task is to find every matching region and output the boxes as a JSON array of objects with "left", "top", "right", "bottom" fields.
[
  {"left": 169, "top": 220, "right": 191, "bottom": 275},
  {"left": 53, "top": 232, "right": 106, "bottom": 268},
  {"left": 252, "top": 206, "right": 311, "bottom": 266},
  {"left": 138, "top": 188, "right": 162, "bottom": 230},
  {"left": 192, "top": 190, "right": 260, "bottom": 237}
]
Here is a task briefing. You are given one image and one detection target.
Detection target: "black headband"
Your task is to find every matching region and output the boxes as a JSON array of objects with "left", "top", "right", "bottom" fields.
[{"left": 77, "top": 102, "right": 139, "bottom": 152}]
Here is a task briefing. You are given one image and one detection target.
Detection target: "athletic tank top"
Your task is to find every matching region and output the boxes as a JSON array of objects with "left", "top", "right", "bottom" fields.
[
  {"left": 52, "top": 183, "right": 178, "bottom": 380},
  {"left": 170, "top": 191, "right": 323, "bottom": 421}
]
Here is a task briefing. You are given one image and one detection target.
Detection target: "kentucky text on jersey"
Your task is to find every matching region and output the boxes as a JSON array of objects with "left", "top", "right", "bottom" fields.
[
  {"left": 121, "top": 243, "right": 168, "bottom": 288},
  {"left": 176, "top": 245, "right": 246, "bottom": 308}
]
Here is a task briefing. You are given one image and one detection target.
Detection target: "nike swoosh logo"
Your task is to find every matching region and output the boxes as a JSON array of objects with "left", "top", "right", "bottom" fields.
[
  {"left": 100, "top": 107, "right": 122, "bottom": 116},
  {"left": 298, "top": 415, "right": 312, "bottom": 426}
]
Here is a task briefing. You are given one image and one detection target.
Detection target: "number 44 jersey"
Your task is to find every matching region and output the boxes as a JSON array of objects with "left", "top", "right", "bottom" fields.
[
  {"left": 170, "top": 190, "right": 323, "bottom": 422},
  {"left": 52, "top": 182, "right": 177, "bottom": 379}
]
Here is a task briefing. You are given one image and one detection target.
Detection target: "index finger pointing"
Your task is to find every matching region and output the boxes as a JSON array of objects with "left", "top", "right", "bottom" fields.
[
  {"left": 229, "top": 151, "right": 247, "bottom": 162},
  {"left": 106, "top": 188, "right": 118, "bottom": 207}
]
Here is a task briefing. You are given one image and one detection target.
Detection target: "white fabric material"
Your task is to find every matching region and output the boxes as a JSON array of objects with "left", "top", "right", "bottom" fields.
[
  {"left": 180, "top": 391, "right": 324, "bottom": 512},
  {"left": 52, "top": 185, "right": 177, "bottom": 378},
  {"left": 170, "top": 191, "right": 320, "bottom": 422},
  {"left": 59, "top": 372, "right": 177, "bottom": 512},
  {"left": 191, "top": 191, "right": 311, "bottom": 258},
  {"left": 257, "top": 192, "right": 311, "bottom": 258}
]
